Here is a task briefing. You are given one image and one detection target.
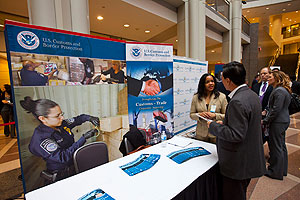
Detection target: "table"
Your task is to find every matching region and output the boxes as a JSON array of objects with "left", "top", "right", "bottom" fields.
[{"left": 25, "top": 136, "right": 218, "bottom": 200}]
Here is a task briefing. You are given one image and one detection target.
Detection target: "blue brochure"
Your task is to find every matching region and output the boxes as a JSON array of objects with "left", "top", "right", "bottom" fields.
[
  {"left": 167, "top": 147, "right": 211, "bottom": 164},
  {"left": 120, "top": 154, "right": 160, "bottom": 176},
  {"left": 78, "top": 188, "right": 115, "bottom": 200}
]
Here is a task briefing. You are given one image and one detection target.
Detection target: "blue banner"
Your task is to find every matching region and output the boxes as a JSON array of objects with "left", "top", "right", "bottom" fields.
[{"left": 5, "top": 24, "right": 125, "bottom": 60}]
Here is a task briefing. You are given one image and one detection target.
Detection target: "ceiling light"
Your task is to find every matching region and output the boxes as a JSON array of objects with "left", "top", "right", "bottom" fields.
[
  {"left": 270, "top": 25, "right": 273, "bottom": 27},
  {"left": 123, "top": 24, "right": 130, "bottom": 28},
  {"left": 296, "top": 11, "right": 299, "bottom": 13},
  {"left": 145, "top": 30, "right": 150, "bottom": 33},
  {"left": 283, "top": 24, "right": 285, "bottom": 26},
  {"left": 266, "top": 7, "right": 269, "bottom": 10},
  {"left": 247, "top": 10, "right": 250, "bottom": 13},
  {"left": 97, "top": 16, "right": 104, "bottom": 21},
  {"left": 175, "top": 39, "right": 178, "bottom": 42},
  {"left": 289, "top": 19, "right": 292, "bottom": 21},
  {"left": 286, "top": 18, "right": 289, "bottom": 20},
  {"left": 288, "top": 3, "right": 291, "bottom": 6},
  {"left": 295, "top": 21, "right": 297, "bottom": 23},
  {"left": 282, "top": 9, "right": 286, "bottom": 11},
  {"left": 211, "top": 50, "right": 215, "bottom": 53},
  {"left": 0, "top": 24, "right": 4, "bottom": 27}
]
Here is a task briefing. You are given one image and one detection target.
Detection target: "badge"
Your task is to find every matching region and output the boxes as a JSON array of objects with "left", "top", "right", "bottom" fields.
[
  {"left": 210, "top": 105, "right": 216, "bottom": 113},
  {"left": 40, "top": 139, "right": 58, "bottom": 154},
  {"left": 65, "top": 118, "right": 75, "bottom": 125}
]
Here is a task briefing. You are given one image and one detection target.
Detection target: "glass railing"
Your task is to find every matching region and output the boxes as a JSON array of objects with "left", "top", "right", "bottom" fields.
[
  {"left": 206, "top": 0, "right": 230, "bottom": 20},
  {"left": 242, "top": 15, "right": 250, "bottom": 35},
  {"left": 282, "top": 23, "right": 300, "bottom": 39}
]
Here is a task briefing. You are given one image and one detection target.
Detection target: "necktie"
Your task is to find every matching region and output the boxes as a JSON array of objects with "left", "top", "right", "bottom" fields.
[{"left": 259, "top": 82, "right": 267, "bottom": 103}]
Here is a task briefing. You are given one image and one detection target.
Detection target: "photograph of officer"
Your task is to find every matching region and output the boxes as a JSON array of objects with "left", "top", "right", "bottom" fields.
[
  {"left": 20, "top": 60, "right": 57, "bottom": 86},
  {"left": 20, "top": 96, "right": 100, "bottom": 184}
]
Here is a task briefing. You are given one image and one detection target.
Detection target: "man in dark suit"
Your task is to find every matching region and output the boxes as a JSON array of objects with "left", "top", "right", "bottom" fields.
[
  {"left": 252, "top": 67, "right": 273, "bottom": 111},
  {"left": 208, "top": 61, "right": 266, "bottom": 200}
]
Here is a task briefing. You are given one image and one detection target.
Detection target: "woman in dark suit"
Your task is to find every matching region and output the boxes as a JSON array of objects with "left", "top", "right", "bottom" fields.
[{"left": 263, "top": 71, "right": 291, "bottom": 180}]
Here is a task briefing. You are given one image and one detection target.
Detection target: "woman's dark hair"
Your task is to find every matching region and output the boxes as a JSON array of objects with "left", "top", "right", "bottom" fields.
[
  {"left": 4, "top": 84, "right": 11, "bottom": 95},
  {"left": 196, "top": 73, "right": 220, "bottom": 100},
  {"left": 222, "top": 61, "right": 246, "bottom": 86},
  {"left": 20, "top": 96, "right": 58, "bottom": 119}
]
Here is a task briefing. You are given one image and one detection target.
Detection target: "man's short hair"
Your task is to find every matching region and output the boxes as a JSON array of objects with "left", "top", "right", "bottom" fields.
[
  {"left": 222, "top": 61, "right": 246, "bottom": 86},
  {"left": 23, "top": 60, "right": 33, "bottom": 69}
]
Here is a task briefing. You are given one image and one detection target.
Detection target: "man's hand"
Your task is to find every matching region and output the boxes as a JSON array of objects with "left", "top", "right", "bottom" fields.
[
  {"left": 143, "top": 79, "right": 160, "bottom": 96},
  {"left": 101, "top": 74, "right": 107, "bottom": 81},
  {"left": 82, "top": 129, "right": 98, "bottom": 139},
  {"left": 48, "top": 69, "right": 57, "bottom": 80},
  {"left": 89, "top": 116, "right": 100, "bottom": 127},
  {"left": 207, "top": 121, "right": 212, "bottom": 128}
]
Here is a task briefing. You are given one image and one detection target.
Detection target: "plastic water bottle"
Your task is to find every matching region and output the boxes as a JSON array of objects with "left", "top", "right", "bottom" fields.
[{"left": 161, "top": 131, "right": 167, "bottom": 148}]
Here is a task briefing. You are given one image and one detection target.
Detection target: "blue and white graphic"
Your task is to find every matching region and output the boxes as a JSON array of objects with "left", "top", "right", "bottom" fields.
[
  {"left": 17, "top": 31, "right": 40, "bottom": 50},
  {"left": 130, "top": 46, "right": 142, "bottom": 59},
  {"left": 126, "top": 43, "right": 173, "bottom": 140},
  {"left": 173, "top": 56, "right": 208, "bottom": 135}
]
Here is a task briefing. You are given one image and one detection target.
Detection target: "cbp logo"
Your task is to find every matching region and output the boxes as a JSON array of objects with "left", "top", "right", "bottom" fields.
[
  {"left": 130, "top": 46, "right": 142, "bottom": 59},
  {"left": 17, "top": 31, "right": 40, "bottom": 50}
]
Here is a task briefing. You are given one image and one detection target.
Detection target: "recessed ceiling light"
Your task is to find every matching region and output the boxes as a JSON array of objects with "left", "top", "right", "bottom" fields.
[
  {"left": 145, "top": 30, "right": 150, "bottom": 33},
  {"left": 282, "top": 9, "right": 286, "bottom": 11},
  {"left": 266, "top": 7, "right": 269, "bottom": 10},
  {"left": 295, "top": 21, "right": 297, "bottom": 23},
  {"left": 296, "top": 11, "right": 299, "bottom": 13},
  {"left": 211, "top": 50, "right": 215, "bottom": 53},
  {"left": 270, "top": 25, "right": 273, "bottom": 27},
  {"left": 283, "top": 24, "right": 285, "bottom": 26},
  {"left": 247, "top": 10, "right": 250, "bottom": 13},
  {"left": 289, "top": 19, "right": 292, "bottom": 21},
  {"left": 252, "top": 18, "right": 255, "bottom": 21},
  {"left": 175, "top": 39, "right": 178, "bottom": 42},
  {"left": 288, "top": 3, "right": 291, "bottom": 6},
  {"left": 123, "top": 24, "right": 130, "bottom": 28},
  {"left": 97, "top": 16, "right": 104, "bottom": 21}
]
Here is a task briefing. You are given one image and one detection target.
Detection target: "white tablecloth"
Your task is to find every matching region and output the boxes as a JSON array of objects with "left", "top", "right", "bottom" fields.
[{"left": 25, "top": 136, "right": 218, "bottom": 200}]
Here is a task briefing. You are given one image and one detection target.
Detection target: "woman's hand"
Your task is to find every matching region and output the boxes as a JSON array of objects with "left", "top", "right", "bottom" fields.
[
  {"left": 205, "top": 112, "right": 216, "bottom": 119},
  {"left": 262, "top": 110, "right": 266, "bottom": 116},
  {"left": 199, "top": 112, "right": 215, "bottom": 119}
]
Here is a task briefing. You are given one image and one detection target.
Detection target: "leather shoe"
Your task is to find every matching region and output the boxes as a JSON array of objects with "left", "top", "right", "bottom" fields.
[{"left": 265, "top": 172, "right": 283, "bottom": 180}]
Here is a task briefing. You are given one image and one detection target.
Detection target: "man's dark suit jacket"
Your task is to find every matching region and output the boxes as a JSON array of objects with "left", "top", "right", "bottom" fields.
[
  {"left": 252, "top": 82, "right": 273, "bottom": 111},
  {"left": 209, "top": 86, "right": 266, "bottom": 180},
  {"left": 291, "top": 81, "right": 300, "bottom": 95}
]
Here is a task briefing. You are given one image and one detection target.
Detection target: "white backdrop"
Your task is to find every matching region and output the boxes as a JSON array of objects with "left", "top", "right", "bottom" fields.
[{"left": 173, "top": 56, "right": 208, "bottom": 135}]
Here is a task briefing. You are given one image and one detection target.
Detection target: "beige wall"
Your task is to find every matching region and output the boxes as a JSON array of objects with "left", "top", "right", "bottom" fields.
[{"left": 0, "top": 56, "right": 10, "bottom": 89}]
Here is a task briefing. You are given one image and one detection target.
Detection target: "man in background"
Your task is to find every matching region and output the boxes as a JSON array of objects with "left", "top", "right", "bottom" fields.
[{"left": 252, "top": 67, "right": 273, "bottom": 111}]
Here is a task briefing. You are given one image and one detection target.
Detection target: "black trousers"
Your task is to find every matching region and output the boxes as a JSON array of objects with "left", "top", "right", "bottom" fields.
[
  {"left": 221, "top": 175, "right": 251, "bottom": 200},
  {"left": 267, "top": 122, "right": 289, "bottom": 179},
  {"left": 1, "top": 106, "right": 15, "bottom": 137}
]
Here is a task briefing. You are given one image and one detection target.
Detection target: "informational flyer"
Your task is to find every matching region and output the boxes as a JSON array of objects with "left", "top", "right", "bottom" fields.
[
  {"left": 173, "top": 56, "right": 208, "bottom": 134},
  {"left": 126, "top": 42, "right": 173, "bottom": 141}
]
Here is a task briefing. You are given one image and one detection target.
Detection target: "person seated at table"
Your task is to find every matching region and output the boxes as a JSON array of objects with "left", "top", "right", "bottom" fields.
[
  {"left": 20, "top": 60, "right": 57, "bottom": 86},
  {"left": 101, "top": 61, "right": 125, "bottom": 84},
  {"left": 20, "top": 96, "right": 99, "bottom": 183},
  {"left": 190, "top": 73, "right": 227, "bottom": 143}
]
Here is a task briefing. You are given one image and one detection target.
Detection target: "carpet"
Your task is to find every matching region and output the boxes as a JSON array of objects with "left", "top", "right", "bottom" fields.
[{"left": 0, "top": 168, "right": 24, "bottom": 200}]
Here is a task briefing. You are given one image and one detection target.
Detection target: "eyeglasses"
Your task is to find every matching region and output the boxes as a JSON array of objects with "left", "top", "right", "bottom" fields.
[{"left": 47, "top": 112, "right": 64, "bottom": 119}]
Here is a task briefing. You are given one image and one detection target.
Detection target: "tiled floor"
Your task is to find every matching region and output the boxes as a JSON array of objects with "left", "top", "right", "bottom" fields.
[
  {"left": 246, "top": 113, "right": 300, "bottom": 199},
  {"left": 1, "top": 114, "right": 300, "bottom": 199}
]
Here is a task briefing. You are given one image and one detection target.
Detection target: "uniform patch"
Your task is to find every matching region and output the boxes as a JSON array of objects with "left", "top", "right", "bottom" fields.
[
  {"left": 65, "top": 118, "right": 75, "bottom": 125},
  {"left": 40, "top": 139, "right": 58, "bottom": 154}
]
